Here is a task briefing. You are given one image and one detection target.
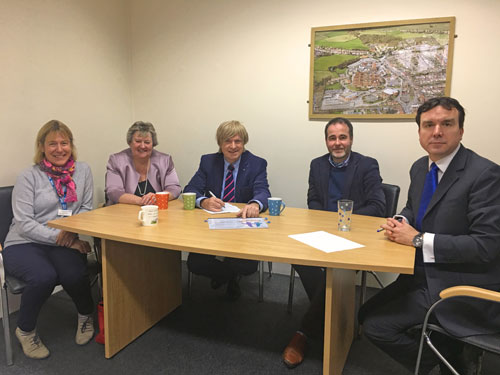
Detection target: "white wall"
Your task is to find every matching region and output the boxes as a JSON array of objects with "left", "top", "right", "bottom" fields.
[
  {"left": 0, "top": 0, "right": 133, "bottom": 315},
  {"left": 129, "top": 0, "right": 500, "bottom": 212},
  {"left": 0, "top": 0, "right": 133, "bottom": 203},
  {"left": 1, "top": 0, "right": 500, "bottom": 314},
  {"left": 129, "top": 0, "right": 500, "bottom": 281}
]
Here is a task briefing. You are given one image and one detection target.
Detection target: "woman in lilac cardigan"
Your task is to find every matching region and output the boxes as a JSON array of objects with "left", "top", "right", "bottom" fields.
[{"left": 105, "top": 121, "right": 181, "bottom": 205}]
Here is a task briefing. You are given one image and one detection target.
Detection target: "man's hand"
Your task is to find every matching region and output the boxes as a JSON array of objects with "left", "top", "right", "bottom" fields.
[
  {"left": 139, "top": 192, "right": 156, "bottom": 206},
  {"left": 201, "top": 197, "right": 225, "bottom": 212},
  {"left": 380, "top": 217, "right": 419, "bottom": 246},
  {"left": 237, "top": 202, "right": 260, "bottom": 218},
  {"left": 56, "top": 231, "right": 77, "bottom": 248},
  {"left": 69, "top": 239, "right": 92, "bottom": 254}
]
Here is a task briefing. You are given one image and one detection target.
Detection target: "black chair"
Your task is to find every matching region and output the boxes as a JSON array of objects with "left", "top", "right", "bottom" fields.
[
  {"left": 358, "top": 183, "right": 401, "bottom": 307},
  {"left": 414, "top": 286, "right": 500, "bottom": 374},
  {"left": 286, "top": 183, "right": 400, "bottom": 314},
  {"left": 1, "top": 186, "right": 16, "bottom": 365},
  {"left": 0, "top": 185, "right": 100, "bottom": 365}
]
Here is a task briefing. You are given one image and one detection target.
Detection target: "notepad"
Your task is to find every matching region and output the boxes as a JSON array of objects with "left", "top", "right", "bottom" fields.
[{"left": 203, "top": 203, "right": 240, "bottom": 214}]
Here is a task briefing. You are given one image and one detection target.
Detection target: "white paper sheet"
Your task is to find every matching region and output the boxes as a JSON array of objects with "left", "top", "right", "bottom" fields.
[
  {"left": 202, "top": 203, "right": 240, "bottom": 214},
  {"left": 288, "top": 230, "right": 364, "bottom": 253}
]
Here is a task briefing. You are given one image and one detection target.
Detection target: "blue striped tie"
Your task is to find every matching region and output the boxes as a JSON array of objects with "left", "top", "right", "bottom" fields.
[
  {"left": 223, "top": 164, "right": 235, "bottom": 202},
  {"left": 416, "top": 162, "right": 438, "bottom": 231}
]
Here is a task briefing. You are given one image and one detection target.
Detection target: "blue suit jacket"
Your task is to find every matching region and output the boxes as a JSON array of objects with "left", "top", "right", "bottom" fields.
[
  {"left": 397, "top": 145, "right": 500, "bottom": 337},
  {"left": 184, "top": 151, "right": 271, "bottom": 211},
  {"left": 307, "top": 152, "right": 385, "bottom": 217}
]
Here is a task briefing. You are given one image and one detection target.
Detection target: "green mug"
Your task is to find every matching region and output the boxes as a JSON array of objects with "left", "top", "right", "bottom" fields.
[{"left": 182, "top": 192, "right": 196, "bottom": 210}]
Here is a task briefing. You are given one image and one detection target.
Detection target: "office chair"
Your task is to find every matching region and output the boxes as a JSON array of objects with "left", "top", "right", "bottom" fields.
[
  {"left": 358, "top": 183, "right": 401, "bottom": 307},
  {"left": 188, "top": 260, "right": 273, "bottom": 302},
  {"left": 414, "top": 286, "right": 500, "bottom": 375},
  {"left": 0, "top": 185, "right": 100, "bottom": 365},
  {"left": 286, "top": 183, "right": 400, "bottom": 314}
]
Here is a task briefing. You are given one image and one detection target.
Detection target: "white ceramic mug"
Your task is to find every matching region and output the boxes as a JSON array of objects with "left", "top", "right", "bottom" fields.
[{"left": 138, "top": 205, "right": 159, "bottom": 226}]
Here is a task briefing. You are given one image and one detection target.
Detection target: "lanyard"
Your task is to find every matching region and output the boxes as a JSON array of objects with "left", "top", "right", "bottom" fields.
[{"left": 48, "top": 177, "right": 67, "bottom": 210}]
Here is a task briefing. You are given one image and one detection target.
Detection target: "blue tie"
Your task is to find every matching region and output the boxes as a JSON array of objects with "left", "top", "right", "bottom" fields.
[
  {"left": 223, "top": 164, "right": 235, "bottom": 202},
  {"left": 416, "top": 162, "right": 438, "bottom": 231}
]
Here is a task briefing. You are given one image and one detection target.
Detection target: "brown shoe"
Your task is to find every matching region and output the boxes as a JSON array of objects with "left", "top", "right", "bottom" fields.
[{"left": 282, "top": 331, "right": 307, "bottom": 368}]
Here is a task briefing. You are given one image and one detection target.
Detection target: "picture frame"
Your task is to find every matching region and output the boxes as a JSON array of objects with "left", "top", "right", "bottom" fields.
[{"left": 309, "top": 17, "right": 456, "bottom": 120}]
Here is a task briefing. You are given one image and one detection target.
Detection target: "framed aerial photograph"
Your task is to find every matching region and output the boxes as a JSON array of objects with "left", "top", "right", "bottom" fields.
[{"left": 309, "top": 17, "right": 456, "bottom": 119}]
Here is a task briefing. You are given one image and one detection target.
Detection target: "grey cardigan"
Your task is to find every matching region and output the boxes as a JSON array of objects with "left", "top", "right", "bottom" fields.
[{"left": 4, "top": 162, "right": 93, "bottom": 248}]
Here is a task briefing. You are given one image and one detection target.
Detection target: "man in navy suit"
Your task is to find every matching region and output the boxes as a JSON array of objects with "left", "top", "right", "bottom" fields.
[
  {"left": 359, "top": 97, "right": 500, "bottom": 374},
  {"left": 283, "top": 117, "right": 385, "bottom": 368},
  {"left": 184, "top": 120, "right": 271, "bottom": 300}
]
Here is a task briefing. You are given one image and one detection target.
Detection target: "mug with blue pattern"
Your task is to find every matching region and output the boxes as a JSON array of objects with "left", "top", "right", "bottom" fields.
[{"left": 268, "top": 197, "right": 286, "bottom": 216}]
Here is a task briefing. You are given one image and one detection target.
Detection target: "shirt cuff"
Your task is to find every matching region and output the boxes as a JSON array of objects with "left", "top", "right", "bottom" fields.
[
  {"left": 249, "top": 200, "right": 263, "bottom": 212},
  {"left": 422, "top": 232, "right": 436, "bottom": 263},
  {"left": 196, "top": 197, "right": 206, "bottom": 208}
]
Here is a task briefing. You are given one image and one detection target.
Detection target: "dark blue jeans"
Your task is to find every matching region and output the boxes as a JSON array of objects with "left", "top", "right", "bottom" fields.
[{"left": 2, "top": 243, "right": 94, "bottom": 332}]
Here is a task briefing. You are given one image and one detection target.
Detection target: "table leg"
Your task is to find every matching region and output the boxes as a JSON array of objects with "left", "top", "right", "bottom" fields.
[
  {"left": 102, "top": 239, "right": 182, "bottom": 358},
  {"left": 323, "top": 268, "right": 355, "bottom": 375}
]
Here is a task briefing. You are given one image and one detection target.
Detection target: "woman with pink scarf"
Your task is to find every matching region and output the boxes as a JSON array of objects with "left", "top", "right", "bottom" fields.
[{"left": 2, "top": 120, "right": 94, "bottom": 359}]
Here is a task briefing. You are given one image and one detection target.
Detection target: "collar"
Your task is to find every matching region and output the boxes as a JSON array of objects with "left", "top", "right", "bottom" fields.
[
  {"left": 328, "top": 153, "right": 351, "bottom": 169},
  {"left": 429, "top": 143, "right": 461, "bottom": 175},
  {"left": 224, "top": 157, "right": 241, "bottom": 170}
]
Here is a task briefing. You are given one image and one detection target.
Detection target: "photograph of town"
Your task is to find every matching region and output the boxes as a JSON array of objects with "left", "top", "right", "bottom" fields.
[{"left": 309, "top": 17, "right": 455, "bottom": 119}]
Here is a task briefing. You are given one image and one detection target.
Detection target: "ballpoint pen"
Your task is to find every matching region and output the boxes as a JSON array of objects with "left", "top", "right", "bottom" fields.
[{"left": 208, "top": 190, "right": 225, "bottom": 207}]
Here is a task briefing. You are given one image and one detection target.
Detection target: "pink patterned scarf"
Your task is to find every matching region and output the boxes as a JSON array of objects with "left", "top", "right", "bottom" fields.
[{"left": 39, "top": 158, "right": 78, "bottom": 203}]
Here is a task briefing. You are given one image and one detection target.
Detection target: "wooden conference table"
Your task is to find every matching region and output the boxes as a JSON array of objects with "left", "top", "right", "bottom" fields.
[{"left": 48, "top": 200, "right": 414, "bottom": 375}]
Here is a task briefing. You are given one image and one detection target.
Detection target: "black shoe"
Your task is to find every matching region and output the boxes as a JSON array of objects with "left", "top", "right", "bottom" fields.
[
  {"left": 459, "top": 345, "right": 483, "bottom": 375},
  {"left": 226, "top": 277, "right": 241, "bottom": 301},
  {"left": 439, "top": 344, "right": 483, "bottom": 375},
  {"left": 211, "top": 279, "right": 224, "bottom": 290}
]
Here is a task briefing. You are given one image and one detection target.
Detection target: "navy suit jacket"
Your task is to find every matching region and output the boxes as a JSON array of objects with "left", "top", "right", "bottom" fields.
[
  {"left": 398, "top": 145, "right": 500, "bottom": 337},
  {"left": 184, "top": 151, "right": 271, "bottom": 211},
  {"left": 307, "top": 152, "right": 385, "bottom": 217}
]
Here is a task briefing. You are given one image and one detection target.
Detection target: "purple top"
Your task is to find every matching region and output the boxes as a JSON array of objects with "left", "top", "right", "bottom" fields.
[{"left": 105, "top": 148, "right": 181, "bottom": 205}]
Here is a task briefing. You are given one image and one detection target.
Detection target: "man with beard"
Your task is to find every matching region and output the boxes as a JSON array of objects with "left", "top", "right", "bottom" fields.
[{"left": 282, "top": 117, "right": 386, "bottom": 368}]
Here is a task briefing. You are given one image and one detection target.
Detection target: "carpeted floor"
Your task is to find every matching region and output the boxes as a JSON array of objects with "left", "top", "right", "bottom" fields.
[{"left": 0, "top": 263, "right": 498, "bottom": 374}]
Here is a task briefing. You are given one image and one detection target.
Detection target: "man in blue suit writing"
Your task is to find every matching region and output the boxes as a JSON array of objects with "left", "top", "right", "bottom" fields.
[
  {"left": 184, "top": 120, "right": 271, "bottom": 300},
  {"left": 283, "top": 117, "right": 385, "bottom": 368}
]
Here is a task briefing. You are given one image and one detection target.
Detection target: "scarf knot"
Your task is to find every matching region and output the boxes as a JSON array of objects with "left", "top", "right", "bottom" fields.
[{"left": 39, "top": 158, "right": 78, "bottom": 203}]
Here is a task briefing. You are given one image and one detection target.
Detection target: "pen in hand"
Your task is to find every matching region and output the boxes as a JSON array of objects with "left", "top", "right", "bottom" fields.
[
  {"left": 208, "top": 191, "right": 225, "bottom": 208},
  {"left": 376, "top": 227, "right": 385, "bottom": 232}
]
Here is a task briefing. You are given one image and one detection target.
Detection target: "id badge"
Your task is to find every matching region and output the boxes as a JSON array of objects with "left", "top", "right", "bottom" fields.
[{"left": 58, "top": 209, "right": 73, "bottom": 217}]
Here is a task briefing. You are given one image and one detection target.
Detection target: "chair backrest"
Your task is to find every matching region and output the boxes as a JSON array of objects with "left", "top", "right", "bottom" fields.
[
  {"left": 0, "top": 186, "right": 14, "bottom": 249},
  {"left": 381, "top": 183, "right": 400, "bottom": 217}
]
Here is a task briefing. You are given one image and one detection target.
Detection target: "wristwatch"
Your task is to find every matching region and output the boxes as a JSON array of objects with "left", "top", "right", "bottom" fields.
[{"left": 412, "top": 232, "right": 424, "bottom": 248}]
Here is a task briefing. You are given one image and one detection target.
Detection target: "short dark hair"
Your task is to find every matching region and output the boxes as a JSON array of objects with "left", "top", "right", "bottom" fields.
[
  {"left": 416, "top": 97, "right": 465, "bottom": 128},
  {"left": 324, "top": 117, "right": 353, "bottom": 139}
]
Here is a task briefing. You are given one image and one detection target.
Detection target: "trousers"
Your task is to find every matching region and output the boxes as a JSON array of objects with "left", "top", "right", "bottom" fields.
[
  {"left": 359, "top": 274, "right": 463, "bottom": 374},
  {"left": 293, "top": 265, "right": 325, "bottom": 338},
  {"left": 187, "top": 253, "right": 258, "bottom": 284},
  {"left": 2, "top": 242, "right": 94, "bottom": 332}
]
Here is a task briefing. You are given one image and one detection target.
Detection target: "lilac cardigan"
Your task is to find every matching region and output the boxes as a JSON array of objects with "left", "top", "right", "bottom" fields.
[{"left": 105, "top": 148, "right": 181, "bottom": 205}]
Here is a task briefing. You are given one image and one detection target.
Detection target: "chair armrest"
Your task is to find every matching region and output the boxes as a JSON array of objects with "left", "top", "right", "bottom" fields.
[{"left": 439, "top": 286, "right": 500, "bottom": 303}]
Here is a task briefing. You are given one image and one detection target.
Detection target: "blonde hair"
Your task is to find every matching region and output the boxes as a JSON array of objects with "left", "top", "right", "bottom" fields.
[
  {"left": 216, "top": 120, "right": 248, "bottom": 151},
  {"left": 34, "top": 120, "right": 76, "bottom": 164}
]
